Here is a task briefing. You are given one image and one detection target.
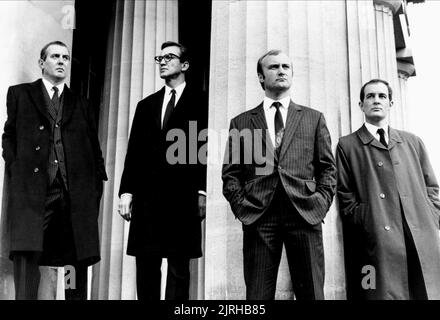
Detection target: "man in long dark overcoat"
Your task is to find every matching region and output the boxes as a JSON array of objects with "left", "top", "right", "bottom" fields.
[
  {"left": 118, "top": 41, "right": 207, "bottom": 300},
  {"left": 2, "top": 41, "right": 107, "bottom": 300},
  {"left": 337, "top": 79, "right": 440, "bottom": 300}
]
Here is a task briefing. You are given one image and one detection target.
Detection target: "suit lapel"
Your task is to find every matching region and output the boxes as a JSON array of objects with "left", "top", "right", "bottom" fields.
[
  {"left": 250, "top": 103, "right": 275, "bottom": 161},
  {"left": 27, "top": 79, "right": 51, "bottom": 123},
  {"left": 279, "top": 101, "right": 303, "bottom": 161}
]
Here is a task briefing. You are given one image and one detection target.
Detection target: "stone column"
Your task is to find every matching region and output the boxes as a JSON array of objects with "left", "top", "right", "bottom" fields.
[
  {"left": 93, "top": 0, "right": 179, "bottom": 300},
  {"left": 0, "top": 0, "right": 74, "bottom": 300},
  {"left": 205, "top": 0, "right": 407, "bottom": 300}
]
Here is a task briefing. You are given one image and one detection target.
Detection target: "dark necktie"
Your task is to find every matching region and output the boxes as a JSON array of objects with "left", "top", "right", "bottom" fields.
[
  {"left": 162, "top": 89, "right": 176, "bottom": 129},
  {"left": 377, "top": 128, "right": 388, "bottom": 148},
  {"left": 52, "top": 86, "right": 60, "bottom": 111},
  {"left": 272, "top": 102, "right": 284, "bottom": 155}
]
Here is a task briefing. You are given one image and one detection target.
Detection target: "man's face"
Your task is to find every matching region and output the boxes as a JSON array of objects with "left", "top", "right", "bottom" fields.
[
  {"left": 258, "top": 53, "right": 293, "bottom": 93},
  {"left": 359, "top": 82, "right": 393, "bottom": 124},
  {"left": 158, "top": 45, "right": 188, "bottom": 79},
  {"left": 39, "top": 44, "right": 70, "bottom": 83}
]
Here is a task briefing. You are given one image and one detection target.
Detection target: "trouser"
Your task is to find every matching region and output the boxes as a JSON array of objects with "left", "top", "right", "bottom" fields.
[
  {"left": 13, "top": 173, "right": 88, "bottom": 300},
  {"left": 135, "top": 255, "right": 190, "bottom": 300},
  {"left": 242, "top": 184, "right": 325, "bottom": 300}
]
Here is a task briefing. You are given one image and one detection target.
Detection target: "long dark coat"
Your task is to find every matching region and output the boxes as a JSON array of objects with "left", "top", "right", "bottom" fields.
[
  {"left": 119, "top": 85, "right": 207, "bottom": 258},
  {"left": 2, "top": 79, "right": 107, "bottom": 266},
  {"left": 337, "top": 124, "right": 440, "bottom": 299}
]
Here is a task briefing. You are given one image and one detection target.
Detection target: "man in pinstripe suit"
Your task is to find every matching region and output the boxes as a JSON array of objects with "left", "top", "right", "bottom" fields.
[{"left": 222, "top": 49, "right": 336, "bottom": 300}]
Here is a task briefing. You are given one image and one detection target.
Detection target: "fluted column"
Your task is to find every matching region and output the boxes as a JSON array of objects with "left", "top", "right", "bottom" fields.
[
  {"left": 206, "top": 0, "right": 408, "bottom": 300},
  {"left": 94, "top": 0, "right": 178, "bottom": 300}
]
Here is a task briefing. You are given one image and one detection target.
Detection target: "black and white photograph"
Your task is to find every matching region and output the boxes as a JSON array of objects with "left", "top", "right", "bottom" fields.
[{"left": 0, "top": 0, "right": 440, "bottom": 310}]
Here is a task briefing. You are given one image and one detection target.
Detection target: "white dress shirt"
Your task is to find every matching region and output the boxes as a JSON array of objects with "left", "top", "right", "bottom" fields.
[
  {"left": 161, "top": 82, "right": 186, "bottom": 128},
  {"left": 364, "top": 122, "right": 389, "bottom": 145},
  {"left": 42, "top": 77, "right": 65, "bottom": 99},
  {"left": 263, "top": 96, "right": 290, "bottom": 147}
]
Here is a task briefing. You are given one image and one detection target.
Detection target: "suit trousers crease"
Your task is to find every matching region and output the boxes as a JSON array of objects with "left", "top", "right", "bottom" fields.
[
  {"left": 243, "top": 184, "right": 324, "bottom": 300},
  {"left": 13, "top": 172, "right": 88, "bottom": 300},
  {"left": 135, "top": 255, "right": 190, "bottom": 300}
]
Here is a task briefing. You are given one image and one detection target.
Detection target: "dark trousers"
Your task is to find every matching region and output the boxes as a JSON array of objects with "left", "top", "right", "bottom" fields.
[
  {"left": 243, "top": 185, "right": 325, "bottom": 300},
  {"left": 13, "top": 174, "right": 88, "bottom": 300},
  {"left": 135, "top": 255, "right": 190, "bottom": 300},
  {"left": 401, "top": 212, "right": 428, "bottom": 300}
]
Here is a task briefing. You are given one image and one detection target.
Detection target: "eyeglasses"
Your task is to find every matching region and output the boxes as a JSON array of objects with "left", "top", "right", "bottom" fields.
[{"left": 154, "top": 53, "right": 181, "bottom": 64}]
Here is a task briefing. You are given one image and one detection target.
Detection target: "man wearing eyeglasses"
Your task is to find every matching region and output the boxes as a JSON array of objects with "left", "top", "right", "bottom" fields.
[{"left": 118, "top": 41, "right": 208, "bottom": 300}]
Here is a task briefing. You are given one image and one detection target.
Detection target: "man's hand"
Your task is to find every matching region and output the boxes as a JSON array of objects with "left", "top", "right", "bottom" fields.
[
  {"left": 198, "top": 194, "right": 206, "bottom": 220},
  {"left": 118, "top": 193, "right": 133, "bottom": 221}
]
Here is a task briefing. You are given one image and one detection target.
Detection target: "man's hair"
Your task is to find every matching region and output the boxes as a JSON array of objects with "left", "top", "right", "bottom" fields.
[
  {"left": 360, "top": 79, "right": 393, "bottom": 102},
  {"left": 161, "top": 41, "right": 189, "bottom": 64},
  {"left": 256, "top": 49, "right": 291, "bottom": 90},
  {"left": 40, "top": 40, "right": 69, "bottom": 61}
]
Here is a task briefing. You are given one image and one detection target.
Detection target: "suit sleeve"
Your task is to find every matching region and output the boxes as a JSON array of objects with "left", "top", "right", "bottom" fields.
[
  {"left": 222, "top": 118, "right": 245, "bottom": 215},
  {"left": 336, "top": 142, "right": 363, "bottom": 219},
  {"left": 2, "top": 86, "right": 17, "bottom": 167},
  {"left": 84, "top": 98, "right": 108, "bottom": 182},
  {"left": 416, "top": 137, "right": 440, "bottom": 213},
  {"left": 313, "top": 113, "right": 337, "bottom": 209}
]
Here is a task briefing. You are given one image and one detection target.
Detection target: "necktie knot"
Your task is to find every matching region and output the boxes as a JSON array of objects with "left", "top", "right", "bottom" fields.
[
  {"left": 52, "top": 86, "right": 59, "bottom": 97},
  {"left": 272, "top": 101, "right": 282, "bottom": 110}
]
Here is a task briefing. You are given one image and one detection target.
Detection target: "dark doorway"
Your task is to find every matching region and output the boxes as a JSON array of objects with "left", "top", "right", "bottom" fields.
[
  {"left": 178, "top": 0, "right": 212, "bottom": 93},
  {"left": 70, "top": 0, "right": 115, "bottom": 127},
  {"left": 178, "top": 0, "right": 212, "bottom": 300}
]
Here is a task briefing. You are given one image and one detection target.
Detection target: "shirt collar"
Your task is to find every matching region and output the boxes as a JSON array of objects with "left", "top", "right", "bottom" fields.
[
  {"left": 364, "top": 122, "right": 389, "bottom": 138},
  {"left": 263, "top": 96, "right": 291, "bottom": 111},
  {"left": 165, "top": 82, "right": 186, "bottom": 98},
  {"left": 42, "top": 77, "right": 65, "bottom": 96}
]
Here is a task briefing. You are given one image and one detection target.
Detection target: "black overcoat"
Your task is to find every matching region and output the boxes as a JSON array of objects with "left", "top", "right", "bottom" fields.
[
  {"left": 2, "top": 79, "right": 107, "bottom": 265},
  {"left": 119, "top": 85, "right": 208, "bottom": 258}
]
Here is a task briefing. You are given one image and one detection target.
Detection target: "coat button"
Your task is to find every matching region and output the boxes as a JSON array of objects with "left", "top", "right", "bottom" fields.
[
  {"left": 380, "top": 193, "right": 385, "bottom": 199},
  {"left": 55, "top": 124, "right": 59, "bottom": 128},
  {"left": 278, "top": 166, "right": 282, "bottom": 170},
  {"left": 377, "top": 161, "right": 383, "bottom": 167},
  {"left": 39, "top": 125, "right": 44, "bottom": 130},
  {"left": 54, "top": 160, "right": 58, "bottom": 164},
  {"left": 384, "top": 225, "right": 391, "bottom": 231},
  {"left": 35, "top": 146, "right": 40, "bottom": 151},
  {"left": 33, "top": 168, "right": 39, "bottom": 173}
]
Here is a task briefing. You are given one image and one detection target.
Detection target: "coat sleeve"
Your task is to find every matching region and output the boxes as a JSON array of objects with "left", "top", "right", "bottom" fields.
[
  {"left": 119, "top": 101, "right": 144, "bottom": 197},
  {"left": 2, "top": 86, "right": 17, "bottom": 167},
  {"left": 83, "top": 97, "right": 108, "bottom": 182},
  {"left": 416, "top": 137, "right": 440, "bottom": 213},
  {"left": 222, "top": 118, "right": 245, "bottom": 216},
  {"left": 197, "top": 91, "right": 208, "bottom": 193},
  {"left": 336, "top": 142, "right": 362, "bottom": 219},
  {"left": 313, "top": 113, "right": 337, "bottom": 209}
]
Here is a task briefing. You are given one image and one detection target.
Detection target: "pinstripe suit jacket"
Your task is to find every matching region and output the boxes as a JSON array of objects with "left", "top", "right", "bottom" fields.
[{"left": 222, "top": 101, "right": 336, "bottom": 225}]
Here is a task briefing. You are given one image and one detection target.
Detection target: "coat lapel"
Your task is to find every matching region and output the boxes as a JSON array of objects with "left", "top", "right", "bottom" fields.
[
  {"left": 356, "top": 124, "right": 388, "bottom": 150},
  {"left": 388, "top": 127, "right": 403, "bottom": 150},
  {"left": 154, "top": 87, "right": 165, "bottom": 130},
  {"left": 61, "top": 85, "right": 76, "bottom": 125},
  {"left": 279, "top": 101, "right": 303, "bottom": 161},
  {"left": 27, "top": 79, "right": 51, "bottom": 123},
  {"left": 250, "top": 103, "right": 275, "bottom": 161}
]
